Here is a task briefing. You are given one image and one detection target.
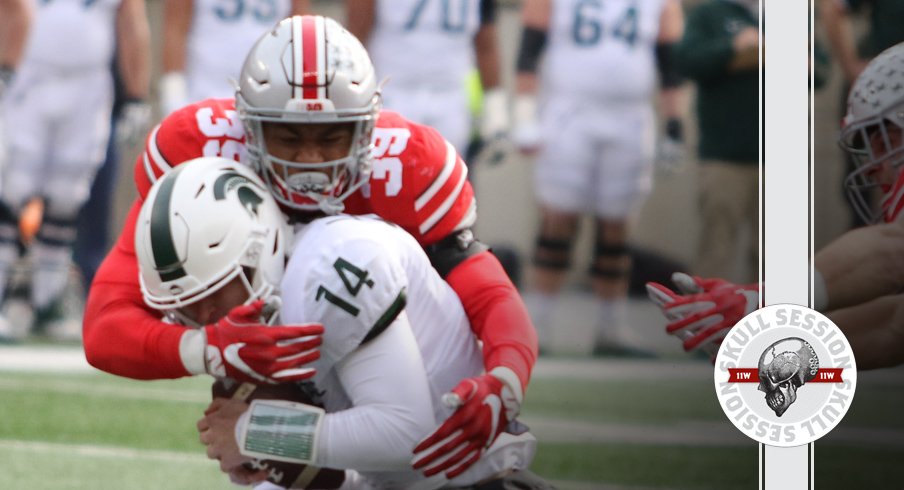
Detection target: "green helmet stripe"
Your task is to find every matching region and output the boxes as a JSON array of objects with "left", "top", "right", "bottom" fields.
[
  {"left": 149, "top": 166, "right": 187, "bottom": 282},
  {"left": 213, "top": 171, "right": 264, "bottom": 216}
]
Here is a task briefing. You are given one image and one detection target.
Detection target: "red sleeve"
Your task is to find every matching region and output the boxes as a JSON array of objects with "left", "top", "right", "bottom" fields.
[
  {"left": 82, "top": 200, "right": 192, "bottom": 380},
  {"left": 134, "top": 98, "right": 244, "bottom": 200},
  {"left": 444, "top": 250, "right": 538, "bottom": 392}
]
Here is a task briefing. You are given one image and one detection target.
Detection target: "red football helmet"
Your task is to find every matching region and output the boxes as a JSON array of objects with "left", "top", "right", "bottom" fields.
[{"left": 840, "top": 43, "right": 904, "bottom": 223}]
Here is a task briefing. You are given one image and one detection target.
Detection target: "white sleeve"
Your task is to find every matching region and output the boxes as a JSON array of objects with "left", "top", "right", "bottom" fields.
[{"left": 314, "top": 311, "right": 435, "bottom": 471}]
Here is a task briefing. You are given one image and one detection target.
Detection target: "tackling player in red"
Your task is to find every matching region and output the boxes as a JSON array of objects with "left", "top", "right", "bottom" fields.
[{"left": 82, "top": 14, "right": 537, "bottom": 479}]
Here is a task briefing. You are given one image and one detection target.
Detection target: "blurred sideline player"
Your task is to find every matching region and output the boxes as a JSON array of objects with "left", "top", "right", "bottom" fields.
[
  {"left": 0, "top": 0, "right": 31, "bottom": 100},
  {"left": 0, "top": 0, "right": 149, "bottom": 341},
  {"left": 0, "top": 0, "right": 32, "bottom": 179},
  {"left": 82, "top": 15, "right": 537, "bottom": 479},
  {"left": 133, "top": 157, "right": 546, "bottom": 488},
  {"left": 648, "top": 42, "right": 904, "bottom": 370},
  {"left": 513, "top": 0, "right": 686, "bottom": 355},
  {"left": 346, "top": 0, "right": 509, "bottom": 160},
  {"left": 158, "top": 0, "right": 309, "bottom": 114}
]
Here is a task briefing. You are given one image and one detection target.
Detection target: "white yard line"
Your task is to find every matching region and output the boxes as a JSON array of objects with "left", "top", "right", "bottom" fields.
[
  {"left": 549, "top": 480, "right": 677, "bottom": 490},
  {"left": 0, "top": 439, "right": 209, "bottom": 464},
  {"left": 2, "top": 345, "right": 903, "bottom": 386},
  {"left": 523, "top": 416, "right": 904, "bottom": 448},
  {"left": 0, "top": 377, "right": 209, "bottom": 403},
  {"left": 0, "top": 439, "right": 670, "bottom": 490},
  {"left": 0, "top": 345, "right": 94, "bottom": 373}
]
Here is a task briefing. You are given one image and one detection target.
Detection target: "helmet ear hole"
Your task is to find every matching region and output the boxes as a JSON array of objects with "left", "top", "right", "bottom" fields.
[{"left": 242, "top": 266, "right": 256, "bottom": 284}]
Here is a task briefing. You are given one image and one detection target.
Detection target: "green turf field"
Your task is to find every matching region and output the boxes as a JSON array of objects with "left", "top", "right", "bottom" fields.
[{"left": 0, "top": 351, "right": 901, "bottom": 489}]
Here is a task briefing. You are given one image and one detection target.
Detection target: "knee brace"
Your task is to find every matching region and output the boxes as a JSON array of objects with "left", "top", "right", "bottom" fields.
[
  {"left": 35, "top": 207, "right": 77, "bottom": 248},
  {"left": 0, "top": 201, "right": 19, "bottom": 246},
  {"left": 589, "top": 243, "right": 631, "bottom": 279},
  {"left": 532, "top": 236, "right": 573, "bottom": 270}
]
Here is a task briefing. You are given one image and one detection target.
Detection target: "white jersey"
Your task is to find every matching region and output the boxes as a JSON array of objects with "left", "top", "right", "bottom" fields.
[
  {"left": 24, "top": 0, "right": 121, "bottom": 70},
  {"left": 185, "top": 0, "right": 291, "bottom": 101},
  {"left": 542, "top": 0, "right": 666, "bottom": 103},
  {"left": 367, "top": 0, "right": 483, "bottom": 91},
  {"left": 280, "top": 214, "right": 535, "bottom": 489}
]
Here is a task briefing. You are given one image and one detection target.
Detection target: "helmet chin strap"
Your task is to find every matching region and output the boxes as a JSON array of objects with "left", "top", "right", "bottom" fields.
[{"left": 317, "top": 198, "right": 345, "bottom": 215}]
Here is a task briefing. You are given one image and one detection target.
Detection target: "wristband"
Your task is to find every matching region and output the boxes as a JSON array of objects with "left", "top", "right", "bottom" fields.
[
  {"left": 0, "top": 65, "right": 14, "bottom": 86},
  {"left": 237, "top": 399, "right": 325, "bottom": 465},
  {"left": 489, "top": 366, "right": 523, "bottom": 420},
  {"left": 179, "top": 328, "right": 208, "bottom": 376},
  {"left": 514, "top": 95, "right": 537, "bottom": 126},
  {"left": 481, "top": 88, "right": 509, "bottom": 137},
  {"left": 665, "top": 118, "right": 683, "bottom": 141}
]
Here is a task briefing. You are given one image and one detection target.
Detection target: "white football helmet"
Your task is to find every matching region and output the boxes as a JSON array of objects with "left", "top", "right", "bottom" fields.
[
  {"left": 236, "top": 15, "right": 381, "bottom": 214},
  {"left": 135, "top": 157, "right": 287, "bottom": 325},
  {"left": 841, "top": 42, "right": 904, "bottom": 223}
]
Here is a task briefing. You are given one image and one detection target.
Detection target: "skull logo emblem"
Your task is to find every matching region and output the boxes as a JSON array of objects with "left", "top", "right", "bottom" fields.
[{"left": 757, "top": 338, "right": 819, "bottom": 417}]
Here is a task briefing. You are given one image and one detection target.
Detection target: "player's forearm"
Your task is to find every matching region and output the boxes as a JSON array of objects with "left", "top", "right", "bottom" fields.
[
  {"left": 161, "top": 0, "right": 192, "bottom": 74},
  {"left": 117, "top": 0, "right": 150, "bottom": 99},
  {"left": 0, "top": 0, "right": 31, "bottom": 68},
  {"left": 83, "top": 280, "right": 191, "bottom": 379},
  {"left": 828, "top": 294, "right": 904, "bottom": 370},
  {"left": 83, "top": 204, "right": 191, "bottom": 380},
  {"left": 658, "top": 86, "right": 685, "bottom": 121},
  {"left": 445, "top": 251, "right": 537, "bottom": 393},
  {"left": 815, "top": 222, "right": 904, "bottom": 311},
  {"left": 289, "top": 0, "right": 309, "bottom": 16},
  {"left": 820, "top": 0, "right": 860, "bottom": 82},
  {"left": 474, "top": 25, "right": 501, "bottom": 90},
  {"left": 345, "top": 0, "right": 376, "bottom": 47}
]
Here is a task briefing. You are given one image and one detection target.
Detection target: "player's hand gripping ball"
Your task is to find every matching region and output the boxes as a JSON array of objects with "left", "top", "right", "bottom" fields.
[{"left": 210, "top": 379, "right": 345, "bottom": 489}]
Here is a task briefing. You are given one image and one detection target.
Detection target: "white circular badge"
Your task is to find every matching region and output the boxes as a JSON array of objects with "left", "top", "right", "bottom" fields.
[{"left": 713, "top": 304, "right": 857, "bottom": 447}]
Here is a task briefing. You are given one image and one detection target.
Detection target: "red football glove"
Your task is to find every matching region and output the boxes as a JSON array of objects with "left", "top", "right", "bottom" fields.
[
  {"left": 201, "top": 300, "right": 323, "bottom": 384},
  {"left": 412, "top": 368, "right": 523, "bottom": 479},
  {"left": 646, "top": 273, "right": 760, "bottom": 356}
]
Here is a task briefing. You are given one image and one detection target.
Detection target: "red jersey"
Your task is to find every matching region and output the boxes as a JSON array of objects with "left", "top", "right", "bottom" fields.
[
  {"left": 133, "top": 98, "right": 473, "bottom": 247},
  {"left": 85, "top": 98, "right": 534, "bottom": 390}
]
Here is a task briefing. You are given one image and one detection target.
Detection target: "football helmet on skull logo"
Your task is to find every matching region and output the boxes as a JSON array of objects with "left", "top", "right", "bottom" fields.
[
  {"left": 840, "top": 42, "right": 904, "bottom": 224},
  {"left": 236, "top": 15, "right": 381, "bottom": 214},
  {"left": 135, "top": 157, "right": 287, "bottom": 326}
]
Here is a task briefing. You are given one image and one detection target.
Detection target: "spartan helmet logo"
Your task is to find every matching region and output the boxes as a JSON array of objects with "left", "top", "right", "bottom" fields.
[
  {"left": 213, "top": 171, "right": 264, "bottom": 218},
  {"left": 758, "top": 338, "right": 820, "bottom": 417}
]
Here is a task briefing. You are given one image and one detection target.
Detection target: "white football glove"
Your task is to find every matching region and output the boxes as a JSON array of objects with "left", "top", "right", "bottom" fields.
[
  {"left": 179, "top": 300, "right": 323, "bottom": 384},
  {"left": 0, "top": 65, "right": 13, "bottom": 101},
  {"left": 158, "top": 71, "right": 188, "bottom": 116},
  {"left": 115, "top": 100, "right": 152, "bottom": 149},
  {"left": 512, "top": 95, "right": 542, "bottom": 153},
  {"left": 412, "top": 367, "right": 523, "bottom": 479},
  {"left": 656, "top": 119, "right": 686, "bottom": 173},
  {"left": 475, "top": 88, "right": 513, "bottom": 166},
  {"left": 646, "top": 272, "right": 760, "bottom": 358}
]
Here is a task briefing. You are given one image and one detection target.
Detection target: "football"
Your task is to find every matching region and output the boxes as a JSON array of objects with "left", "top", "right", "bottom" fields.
[{"left": 211, "top": 379, "right": 345, "bottom": 489}]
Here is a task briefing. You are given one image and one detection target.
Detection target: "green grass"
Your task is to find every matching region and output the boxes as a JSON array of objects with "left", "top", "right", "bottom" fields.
[
  {"left": 533, "top": 443, "right": 758, "bottom": 490},
  {"left": 521, "top": 378, "right": 726, "bottom": 425},
  {"left": 0, "top": 444, "right": 224, "bottom": 489},
  {"left": 813, "top": 445, "right": 904, "bottom": 489},
  {"left": 0, "top": 367, "right": 901, "bottom": 489}
]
